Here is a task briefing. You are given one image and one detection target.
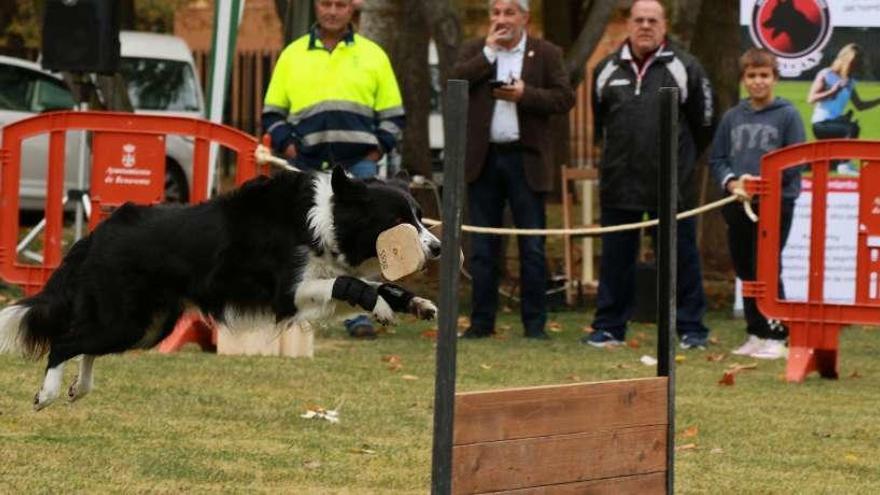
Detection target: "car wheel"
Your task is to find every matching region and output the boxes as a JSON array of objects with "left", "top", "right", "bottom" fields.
[{"left": 164, "top": 161, "right": 189, "bottom": 204}]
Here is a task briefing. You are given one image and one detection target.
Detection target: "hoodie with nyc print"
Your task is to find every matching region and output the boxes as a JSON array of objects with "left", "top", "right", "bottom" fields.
[{"left": 709, "top": 97, "right": 805, "bottom": 200}]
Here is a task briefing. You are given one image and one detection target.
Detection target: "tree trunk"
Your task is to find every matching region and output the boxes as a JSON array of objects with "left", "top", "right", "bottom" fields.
[
  {"left": 562, "top": 0, "right": 617, "bottom": 86},
  {"left": 689, "top": 0, "right": 739, "bottom": 278}
]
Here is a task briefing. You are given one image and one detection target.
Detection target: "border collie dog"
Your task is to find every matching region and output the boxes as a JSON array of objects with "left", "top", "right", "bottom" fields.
[{"left": 0, "top": 167, "right": 441, "bottom": 411}]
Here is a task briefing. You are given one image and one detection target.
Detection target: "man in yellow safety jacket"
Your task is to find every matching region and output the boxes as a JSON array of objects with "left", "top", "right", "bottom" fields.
[{"left": 262, "top": 0, "right": 404, "bottom": 179}]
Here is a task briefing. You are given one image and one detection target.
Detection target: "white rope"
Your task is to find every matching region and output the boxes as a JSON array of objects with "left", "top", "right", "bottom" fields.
[
  {"left": 423, "top": 194, "right": 757, "bottom": 236},
  {"left": 254, "top": 144, "right": 300, "bottom": 172}
]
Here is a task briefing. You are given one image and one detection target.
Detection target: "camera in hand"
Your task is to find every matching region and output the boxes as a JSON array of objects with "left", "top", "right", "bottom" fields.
[{"left": 489, "top": 79, "right": 509, "bottom": 89}]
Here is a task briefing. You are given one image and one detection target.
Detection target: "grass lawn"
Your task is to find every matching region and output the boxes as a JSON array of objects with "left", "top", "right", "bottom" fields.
[{"left": 1, "top": 303, "right": 878, "bottom": 494}]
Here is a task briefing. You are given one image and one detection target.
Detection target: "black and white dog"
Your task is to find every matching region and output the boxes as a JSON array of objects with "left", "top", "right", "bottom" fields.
[{"left": 0, "top": 167, "right": 441, "bottom": 410}]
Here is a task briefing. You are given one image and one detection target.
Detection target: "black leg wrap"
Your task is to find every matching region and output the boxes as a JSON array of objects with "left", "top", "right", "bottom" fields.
[
  {"left": 377, "top": 283, "right": 415, "bottom": 313},
  {"left": 332, "top": 276, "right": 378, "bottom": 311}
]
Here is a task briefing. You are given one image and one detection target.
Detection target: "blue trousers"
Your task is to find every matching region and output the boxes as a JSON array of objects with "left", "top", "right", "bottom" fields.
[
  {"left": 592, "top": 208, "right": 708, "bottom": 339},
  {"left": 468, "top": 147, "right": 547, "bottom": 335},
  {"left": 343, "top": 159, "right": 379, "bottom": 331}
]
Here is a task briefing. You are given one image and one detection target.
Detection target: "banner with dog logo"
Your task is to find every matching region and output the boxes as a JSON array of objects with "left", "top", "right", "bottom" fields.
[{"left": 736, "top": 1, "right": 880, "bottom": 306}]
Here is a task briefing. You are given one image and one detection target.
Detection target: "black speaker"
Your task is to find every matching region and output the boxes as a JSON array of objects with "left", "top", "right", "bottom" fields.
[{"left": 41, "top": 0, "right": 120, "bottom": 74}]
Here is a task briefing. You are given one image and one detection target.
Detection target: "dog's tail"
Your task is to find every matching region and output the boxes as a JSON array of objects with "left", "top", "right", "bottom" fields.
[{"left": 0, "top": 237, "right": 90, "bottom": 359}]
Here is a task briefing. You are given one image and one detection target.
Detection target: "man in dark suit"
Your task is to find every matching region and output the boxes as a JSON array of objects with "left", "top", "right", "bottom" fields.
[{"left": 451, "top": 0, "right": 574, "bottom": 340}]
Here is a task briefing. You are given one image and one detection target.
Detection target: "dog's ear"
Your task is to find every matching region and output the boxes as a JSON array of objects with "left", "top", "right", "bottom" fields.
[{"left": 331, "top": 166, "right": 367, "bottom": 197}]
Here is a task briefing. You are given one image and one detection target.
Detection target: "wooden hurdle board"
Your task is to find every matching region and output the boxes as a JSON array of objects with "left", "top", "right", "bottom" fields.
[{"left": 452, "top": 377, "right": 668, "bottom": 494}]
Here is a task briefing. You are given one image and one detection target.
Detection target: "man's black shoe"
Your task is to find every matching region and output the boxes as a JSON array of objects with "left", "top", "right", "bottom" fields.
[
  {"left": 459, "top": 328, "right": 494, "bottom": 339},
  {"left": 524, "top": 330, "right": 551, "bottom": 340}
]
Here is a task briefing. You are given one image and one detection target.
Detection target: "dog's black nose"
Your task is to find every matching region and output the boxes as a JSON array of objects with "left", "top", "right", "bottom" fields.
[{"left": 430, "top": 244, "right": 441, "bottom": 258}]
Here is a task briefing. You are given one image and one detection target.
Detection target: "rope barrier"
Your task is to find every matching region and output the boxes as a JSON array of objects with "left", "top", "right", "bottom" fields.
[
  {"left": 423, "top": 194, "right": 757, "bottom": 236},
  {"left": 252, "top": 146, "right": 760, "bottom": 235},
  {"left": 254, "top": 144, "right": 301, "bottom": 172}
]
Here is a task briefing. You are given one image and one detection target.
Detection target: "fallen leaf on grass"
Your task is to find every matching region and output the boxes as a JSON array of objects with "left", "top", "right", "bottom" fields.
[
  {"left": 710, "top": 448, "right": 724, "bottom": 455},
  {"left": 640, "top": 355, "right": 658, "bottom": 366},
  {"left": 705, "top": 352, "right": 727, "bottom": 362},
  {"left": 612, "top": 363, "right": 634, "bottom": 370},
  {"left": 350, "top": 446, "right": 377, "bottom": 455},
  {"left": 303, "top": 460, "right": 322, "bottom": 469},
  {"left": 401, "top": 374, "right": 419, "bottom": 381},
  {"left": 565, "top": 374, "right": 581, "bottom": 382},
  {"left": 718, "top": 372, "right": 736, "bottom": 386},
  {"left": 720, "top": 362, "right": 760, "bottom": 384},
  {"left": 726, "top": 362, "right": 757, "bottom": 373},
  {"left": 845, "top": 454, "right": 859, "bottom": 462},
  {"left": 708, "top": 337, "right": 721, "bottom": 346},
  {"left": 501, "top": 305, "right": 513, "bottom": 314},
  {"left": 680, "top": 425, "right": 699, "bottom": 438},
  {"left": 848, "top": 370, "right": 862, "bottom": 379},
  {"left": 547, "top": 321, "right": 563, "bottom": 333},
  {"left": 675, "top": 443, "right": 697, "bottom": 452},
  {"left": 479, "top": 364, "right": 492, "bottom": 370},
  {"left": 382, "top": 354, "right": 403, "bottom": 371},
  {"left": 301, "top": 406, "right": 340, "bottom": 424},
  {"left": 626, "top": 338, "right": 641, "bottom": 349},
  {"left": 457, "top": 316, "right": 471, "bottom": 330},
  {"left": 421, "top": 328, "right": 438, "bottom": 340}
]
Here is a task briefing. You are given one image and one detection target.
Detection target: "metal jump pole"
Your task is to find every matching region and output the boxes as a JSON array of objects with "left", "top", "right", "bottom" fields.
[
  {"left": 430, "top": 79, "right": 468, "bottom": 495},
  {"left": 657, "top": 87, "right": 679, "bottom": 494}
]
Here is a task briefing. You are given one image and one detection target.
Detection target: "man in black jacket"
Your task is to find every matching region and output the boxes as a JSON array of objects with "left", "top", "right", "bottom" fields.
[{"left": 586, "top": 0, "right": 714, "bottom": 349}]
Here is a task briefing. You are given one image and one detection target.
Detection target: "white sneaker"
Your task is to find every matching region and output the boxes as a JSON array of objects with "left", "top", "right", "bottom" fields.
[
  {"left": 836, "top": 162, "right": 859, "bottom": 176},
  {"left": 732, "top": 335, "right": 765, "bottom": 356},
  {"left": 750, "top": 339, "right": 788, "bottom": 360}
]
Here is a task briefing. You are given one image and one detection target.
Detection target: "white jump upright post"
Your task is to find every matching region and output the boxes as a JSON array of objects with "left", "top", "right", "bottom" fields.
[{"left": 431, "top": 79, "right": 468, "bottom": 495}]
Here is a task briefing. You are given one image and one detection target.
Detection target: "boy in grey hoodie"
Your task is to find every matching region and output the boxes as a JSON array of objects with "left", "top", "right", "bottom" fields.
[{"left": 709, "top": 48, "right": 805, "bottom": 360}]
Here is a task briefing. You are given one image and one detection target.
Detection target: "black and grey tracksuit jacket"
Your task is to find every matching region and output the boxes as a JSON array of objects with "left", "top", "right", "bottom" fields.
[{"left": 592, "top": 42, "right": 715, "bottom": 211}]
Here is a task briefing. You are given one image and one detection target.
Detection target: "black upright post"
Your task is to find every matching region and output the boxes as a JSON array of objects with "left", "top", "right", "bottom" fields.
[
  {"left": 430, "top": 79, "right": 468, "bottom": 495},
  {"left": 657, "top": 87, "right": 678, "bottom": 494}
]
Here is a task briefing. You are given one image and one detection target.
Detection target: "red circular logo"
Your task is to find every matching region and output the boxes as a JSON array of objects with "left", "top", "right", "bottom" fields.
[{"left": 750, "top": 0, "right": 831, "bottom": 58}]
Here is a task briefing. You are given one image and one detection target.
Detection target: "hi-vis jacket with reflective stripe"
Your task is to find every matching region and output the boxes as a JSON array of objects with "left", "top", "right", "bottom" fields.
[
  {"left": 262, "top": 27, "right": 404, "bottom": 170},
  {"left": 592, "top": 41, "right": 714, "bottom": 210}
]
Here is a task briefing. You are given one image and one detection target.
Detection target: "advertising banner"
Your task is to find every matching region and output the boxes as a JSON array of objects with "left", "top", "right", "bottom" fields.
[{"left": 737, "top": 0, "right": 880, "bottom": 305}]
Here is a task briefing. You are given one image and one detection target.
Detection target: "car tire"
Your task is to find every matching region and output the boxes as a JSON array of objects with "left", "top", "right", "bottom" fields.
[{"left": 164, "top": 161, "right": 189, "bottom": 204}]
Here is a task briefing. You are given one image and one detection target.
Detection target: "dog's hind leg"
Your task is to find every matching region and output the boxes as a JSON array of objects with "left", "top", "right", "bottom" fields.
[
  {"left": 34, "top": 341, "right": 81, "bottom": 411},
  {"left": 34, "top": 360, "right": 66, "bottom": 411},
  {"left": 67, "top": 355, "right": 95, "bottom": 403}
]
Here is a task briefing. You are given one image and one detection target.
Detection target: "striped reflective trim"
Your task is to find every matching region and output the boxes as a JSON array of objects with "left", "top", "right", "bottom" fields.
[
  {"left": 595, "top": 60, "right": 619, "bottom": 103},
  {"left": 664, "top": 57, "right": 689, "bottom": 102},
  {"left": 289, "top": 100, "right": 374, "bottom": 124},
  {"left": 377, "top": 106, "right": 405, "bottom": 119},
  {"left": 262, "top": 104, "right": 289, "bottom": 116},
  {"left": 379, "top": 120, "right": 402, "bottom": 138},
  {"left": 301, "top": 130, "right": 379, "bottom": 147},
  {"left": 266, "top": 121, "right": 289, "bottom": 134}
]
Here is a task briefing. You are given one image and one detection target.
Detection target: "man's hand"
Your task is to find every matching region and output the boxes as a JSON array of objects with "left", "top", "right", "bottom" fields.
[
  {"left": 492, "top": 79, "right": 525, "bottom": 102},
  {"left": 283, "top": 143, "right": 298, "bottom": 159},
  {"left": 486, "top": 21, "right": 510, "bottom": 50},
  {"left": 365, "top": 148, "right": 383, "bottom": 162}
]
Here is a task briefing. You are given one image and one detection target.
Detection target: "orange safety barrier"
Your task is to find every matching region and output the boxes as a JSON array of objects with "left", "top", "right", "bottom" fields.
[
  {"left": 0, "top": 111, "right": 266, "bottom": 352},
  {"left": 742, "top": 139, "right": 880, "bottom": 382}
]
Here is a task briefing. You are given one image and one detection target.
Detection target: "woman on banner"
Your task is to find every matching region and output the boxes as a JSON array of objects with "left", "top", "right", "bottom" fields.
[{"left": 807, "top": 43, "right": 880, "bottom": 174}]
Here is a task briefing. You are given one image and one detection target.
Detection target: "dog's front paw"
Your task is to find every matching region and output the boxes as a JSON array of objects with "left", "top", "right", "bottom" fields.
[
  {"left": 409, "top": 297, "right": 437, "bottom": 321},
  {"left": 372, "top": 296, "right": 396, "bottom": 326}
]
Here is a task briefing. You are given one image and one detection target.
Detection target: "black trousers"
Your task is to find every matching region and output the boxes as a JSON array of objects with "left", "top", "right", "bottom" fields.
[{"left": 722, "top": 199, "right": 795, "bottom": 339}]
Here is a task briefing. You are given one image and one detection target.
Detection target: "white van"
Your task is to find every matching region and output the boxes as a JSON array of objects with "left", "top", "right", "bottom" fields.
[
  {"left": 0, "top": 31, "right": 203, "bottom": 211},
  {"left": 119, "top": 30, "right": 205, "bottom": 203}
]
